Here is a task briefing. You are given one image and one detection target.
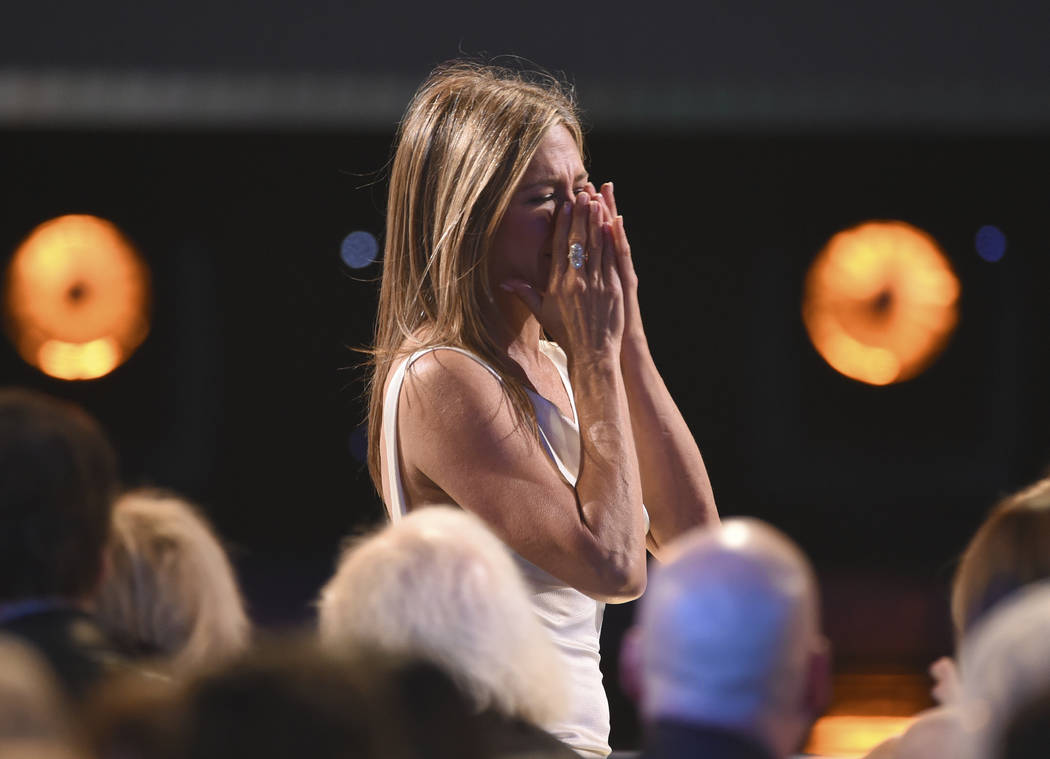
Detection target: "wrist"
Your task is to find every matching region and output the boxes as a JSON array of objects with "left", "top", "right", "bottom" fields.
[
  {"left": 621, "top": 329, "right": 650, "bottom": 360},
  {"left": 567, "top": 348, "right": 621, "bottom": 377},
  {"left": 567, "top": 343, "right": 622, "bottom": 388},
  {"left": 569, "top": 355, "right": 629, "bottom": 416}
]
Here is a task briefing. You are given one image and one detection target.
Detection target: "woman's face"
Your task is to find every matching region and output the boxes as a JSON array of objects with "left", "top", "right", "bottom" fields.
[{"left": 488, "top": 124, "right": 588, "bottom": 293}]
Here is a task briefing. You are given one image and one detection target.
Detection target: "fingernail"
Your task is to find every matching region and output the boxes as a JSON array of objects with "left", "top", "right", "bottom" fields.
[{"left": 499, "top": 283, "right": 514, "bottom": 292}]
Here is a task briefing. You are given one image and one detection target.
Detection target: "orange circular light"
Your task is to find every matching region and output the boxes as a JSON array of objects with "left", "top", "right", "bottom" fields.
[
  {"left": 802, "top": 221, "right": 960, "bottom": 386},
  {"left": 3, "top": 215, "right": 151, "bottom": 380}
]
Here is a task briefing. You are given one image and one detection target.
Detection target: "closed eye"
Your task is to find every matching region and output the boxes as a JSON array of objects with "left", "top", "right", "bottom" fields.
[{"left": 530, "top": 188, "right": 589, "bottom": 205}]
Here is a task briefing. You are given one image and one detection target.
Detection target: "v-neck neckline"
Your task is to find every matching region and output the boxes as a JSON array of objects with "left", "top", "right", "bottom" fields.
[{"left": 524, "top": 342, "right": 577, "bottom": 427}]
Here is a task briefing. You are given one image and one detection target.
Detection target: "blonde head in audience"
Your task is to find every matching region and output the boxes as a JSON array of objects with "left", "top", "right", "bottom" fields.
[
  {"left": 318, "top": 506, "right": 564, "bottom": 726},
  {"left": 951, "top": 477, "right": 1050, "bottom": 641},
  {"left": 94, "top": 489, "right": 250, "bottom": 673}
]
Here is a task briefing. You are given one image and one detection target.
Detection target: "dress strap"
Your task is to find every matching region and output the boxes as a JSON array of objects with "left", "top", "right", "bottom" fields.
[{"left": 381, "top": 346, "right": 502, "bottom": 522}]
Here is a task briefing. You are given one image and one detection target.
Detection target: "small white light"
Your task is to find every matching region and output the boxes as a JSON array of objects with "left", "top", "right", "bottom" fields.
[{"left": 721, "top": 521, "right": 750, "bottom": 548}]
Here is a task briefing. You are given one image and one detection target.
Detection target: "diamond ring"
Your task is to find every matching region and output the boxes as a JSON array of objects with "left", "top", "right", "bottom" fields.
[{"left": 568, "top": 242, "right": 587, "bottom": 270}]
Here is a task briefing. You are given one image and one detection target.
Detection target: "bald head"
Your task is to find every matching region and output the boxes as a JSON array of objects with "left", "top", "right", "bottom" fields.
[{"left": 634, "top": 518, "right": 825, "bottom": 756}]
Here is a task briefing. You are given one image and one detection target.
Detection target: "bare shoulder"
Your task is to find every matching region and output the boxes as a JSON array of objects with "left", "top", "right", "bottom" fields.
[
  {"left": 396, "top": 347, "right": 558, "bottom": 528},
  {"left": 399, "top": 348, "right": 507, "bottom": 422},
  {"left": 396, "top": 348, "right": 531, "bottom": 463}
]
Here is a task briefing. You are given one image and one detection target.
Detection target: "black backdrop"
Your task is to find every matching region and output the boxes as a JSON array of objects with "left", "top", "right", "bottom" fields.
[{"left": 3, "top": 125, "right": 1048, "bottom": 744}]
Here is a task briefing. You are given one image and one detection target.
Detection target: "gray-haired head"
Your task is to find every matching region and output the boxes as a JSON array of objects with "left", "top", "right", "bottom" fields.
[{"left": 318, "top": 506, "right": 564, "bottom": 726}]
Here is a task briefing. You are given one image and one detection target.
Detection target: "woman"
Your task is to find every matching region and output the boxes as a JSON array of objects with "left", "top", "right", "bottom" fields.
[
  {"left": 94, "top": 489, "right": 250, "bottom": 674},
  {"left": 367, "top": 61, "right": 718, "bottom": 757}
]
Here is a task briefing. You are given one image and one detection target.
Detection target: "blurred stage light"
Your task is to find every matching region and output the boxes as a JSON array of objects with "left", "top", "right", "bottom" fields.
[
  {"left": 3, "top": 215, "right": 151, "bottom": 380},
  {"left": 806, "top": 715, "right": 916, "bottom": 757},
  {"left": 340, "top": 230, "right": 379, "bottom": 269},
  {"left": 802, "top": 221, "right": 960, "bottom": 386},
  {"left": 975, "top": 224, "right": 1006, "bottom": 262}
]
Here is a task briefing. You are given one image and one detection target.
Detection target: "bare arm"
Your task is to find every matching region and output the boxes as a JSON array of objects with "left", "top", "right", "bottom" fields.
[
  {"left": 593, "top": 183, "right": 719, "bottom": 556},
  {"left": 400, "top": 193, "right": 647, "bottom": 602},
  {"left": 620, "top": 327, "right": 718, "bottom": 555}
]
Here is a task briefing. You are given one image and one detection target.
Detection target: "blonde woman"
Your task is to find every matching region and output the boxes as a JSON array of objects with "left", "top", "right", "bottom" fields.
[
  {"left": 94, "top": 490, "right": 250, "bottom": 674},
  {"left": 367, "top": 61, "right": 718, "bottom": 756}
]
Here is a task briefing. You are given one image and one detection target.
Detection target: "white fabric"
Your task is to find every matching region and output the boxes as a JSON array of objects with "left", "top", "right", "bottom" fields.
[{"left": 382, "top": 341, "right": 620, "bottom": 757}]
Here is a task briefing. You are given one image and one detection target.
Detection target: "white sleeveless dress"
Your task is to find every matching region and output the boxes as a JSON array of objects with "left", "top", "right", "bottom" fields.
[{"left": 382, "top": 341, "right": 622, "bottom": 757}]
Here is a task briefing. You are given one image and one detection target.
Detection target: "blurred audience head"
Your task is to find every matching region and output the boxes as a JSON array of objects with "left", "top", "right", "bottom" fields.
[
  {"left": 629, "top": 517, "right": 829, "bottom": 759},
  {"left": 94, "top": 489, "right": 250, "bottom": 673},
  {"left": 0, "top": 388, "right": 119, "bottom": 604},
  {"left": 179, "top": 638, "right": 478, "bottom": 759},
  {"left": 79, "top": 674, "right": 181, "bottom": 759},
  {"left": 957, "top": 581, "right": 1050, "bottom": 759},
  {"left": 951, "top": 477, "right": 1050, "bottom": 641},
  {"left": 0, "top": 634, "right": 79, "bottom": 758},
  {"left": 318, "top": 506, "right": 564, "bottom": 726}
]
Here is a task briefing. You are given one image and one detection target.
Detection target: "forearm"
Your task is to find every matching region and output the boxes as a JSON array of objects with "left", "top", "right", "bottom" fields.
[
  {"left": 620, "top": 333, "right": 718, "bottom": 554},
  {"left": 569, "top": 355, "right": 648, "bottom": 595}
]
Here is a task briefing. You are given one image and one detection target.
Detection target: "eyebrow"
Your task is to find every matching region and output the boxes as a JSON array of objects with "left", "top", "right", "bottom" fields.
[{"left": 519, "top": 172, "right": 590, "bottom": 191}]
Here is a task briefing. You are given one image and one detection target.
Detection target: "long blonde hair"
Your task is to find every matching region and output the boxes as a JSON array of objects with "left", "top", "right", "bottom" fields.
[{"left": 366, "top": 61, "right": 583, "bottom": 495}]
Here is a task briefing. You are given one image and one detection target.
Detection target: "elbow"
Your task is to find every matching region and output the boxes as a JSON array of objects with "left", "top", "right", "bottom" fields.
[
  {"left": 610, "top": 568, "right": 647, "bottom": 603},
  {"left": 589, "top": 551, "right": 647, "bottom": 604}
]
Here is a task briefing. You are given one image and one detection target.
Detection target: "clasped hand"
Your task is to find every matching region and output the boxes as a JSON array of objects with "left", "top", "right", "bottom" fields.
[{"left": 502, "top": 182, "right": 642, "bottom": 367}]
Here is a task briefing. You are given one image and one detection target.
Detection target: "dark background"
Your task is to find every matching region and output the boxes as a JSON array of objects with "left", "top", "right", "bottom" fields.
[{"left": 3, "top": 0, "right": 1049, "bottom": 747}]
